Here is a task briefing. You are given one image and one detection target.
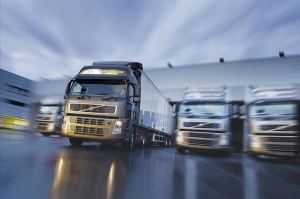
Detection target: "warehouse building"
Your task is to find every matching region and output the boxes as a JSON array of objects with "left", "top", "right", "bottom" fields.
[
  {"left": 34, "top": 54, "right": 300, "bottom": 103},
  {"left": 146, "top": 54, "right": 300, "bottom": 103},
  {"left": 0, "top": 68, "right": 35, "bottom": 130}
]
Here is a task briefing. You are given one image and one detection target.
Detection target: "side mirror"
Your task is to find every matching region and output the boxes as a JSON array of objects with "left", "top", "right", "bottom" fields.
[
  {"left": 64, "top": 94, "right": 67, "bottom": 99},
  {"left": 65, "top": 79, "right": 74, "bottom": 97}
]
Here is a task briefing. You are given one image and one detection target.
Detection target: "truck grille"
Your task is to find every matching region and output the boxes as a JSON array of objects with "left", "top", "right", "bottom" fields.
[
  {"left": 70, "top": 104, "right": 116, "bottom": 114},
  {"left": 253, "top": 120, "right": 298, "bottom": 134},
  {"left": 37, "top": 116, "right": 51, "bottom": 121},
  {"left": 261, "top": 136, "right": 299, "bottom": 153},
  {"left": 260, "top": 124, "right": 297, "bottom": 132},
  {"left": 184, "top": 122, "right": 220, "bottom": 129},
  {"left": 75, "top": 117, "right": 104, "bottom": 126},
  {"left": 265, "top": 144, "right": 298, "bottom": 152},
  {"left": 74, "top": 126, "right": 105, "bottom": 136},
  {"left": 187, "top": 132, "right": 215, "bottom": 139},
  {"left": 37, "top": 122, "right": 49, "bottom": 131},
  {"left": 187, "top": 139, "right": 214, "bottom": 146},
  {"left": 265, "top": 136, "right": 298, "bottom": 143}
]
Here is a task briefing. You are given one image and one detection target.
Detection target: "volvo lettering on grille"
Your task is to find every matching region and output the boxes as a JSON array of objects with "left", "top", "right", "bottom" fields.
[
  {"left": 184, "top": 122, "right": 220, "bottom": 129},
  {"left": 70, "top": 104, "right": 116, "bottom": 114}
]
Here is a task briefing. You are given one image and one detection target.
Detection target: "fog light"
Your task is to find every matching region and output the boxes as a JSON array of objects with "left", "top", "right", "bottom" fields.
[
  {"left": 112, "top": 120, "right": 122, "bottom": 134},
  {"left": 70, "top": 125, "right": 75, "bottom": 131}
]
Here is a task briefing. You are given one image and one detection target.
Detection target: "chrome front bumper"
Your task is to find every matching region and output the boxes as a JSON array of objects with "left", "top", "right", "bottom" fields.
[
  {"left": 37, "top": 121, "right": 57, "bottom": 133},
  {"left": 249, "top": 135, "right": 299, "bottom": 156},
  {"left": 175, "top": 130, "right": 230, "bottom": 150},
  {"left": 61, "top": 115, "right": 127, "bottom": 141}
]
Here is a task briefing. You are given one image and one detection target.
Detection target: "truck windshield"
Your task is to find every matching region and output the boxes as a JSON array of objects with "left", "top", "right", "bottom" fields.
[
  {"left": 178, "top": 102, "right": 228, "bottom": 117},
  {"left": 250, "top": 102, "right": 297, "bottom": 116},
  {"left": 70, "top": 80, "right": 127, "bottom": 98},
  {"left": 40, "top": 105, "right": 60, "bottom": 114}
]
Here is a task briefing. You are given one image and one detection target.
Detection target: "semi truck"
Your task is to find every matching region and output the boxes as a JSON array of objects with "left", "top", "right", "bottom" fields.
[
  {"left": 248, "top": 85, "right": 300, "bottom": 157},
  {"left": 175, "top": 87, "right": 244, "bottom": 153},
  {"left": 36, "top": 97, "right": 63, "bottom": 136},
  {"left": 61, "top": 61, "right": 173, "bottom": 150}
]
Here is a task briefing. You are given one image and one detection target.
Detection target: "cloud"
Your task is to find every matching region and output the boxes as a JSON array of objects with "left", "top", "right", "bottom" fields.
[{"left": 1, "top": 0, "right": 300, "bottom": 80}]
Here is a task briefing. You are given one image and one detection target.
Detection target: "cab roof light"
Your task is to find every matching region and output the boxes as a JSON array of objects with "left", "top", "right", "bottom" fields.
[
  {"left": 183, "top": 87, "right": 226, "bottom": 100},
  {"left": 250, "top": 85, "right": 297, "bottom": 99},
  {"left": 79, "top": 68, "right": 127, "bottom": 75}
]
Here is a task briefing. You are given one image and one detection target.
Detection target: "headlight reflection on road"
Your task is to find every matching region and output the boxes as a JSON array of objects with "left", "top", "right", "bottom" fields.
[
  {"left": 51, "top": 158, "right": 64, "bottom": 198},
  {"left": 106, "top": 162, "right": 116, "bottom": 199},
  {"left": 57, "top": 158, "right": 64, "bottom": 176}
]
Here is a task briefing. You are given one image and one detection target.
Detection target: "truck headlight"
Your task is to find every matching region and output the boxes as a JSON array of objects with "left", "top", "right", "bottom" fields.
[
  {"left": 112, "top": 120, "right": 122, "bottom": 134},
  {"left": 48, "top": 123, "right": 55, "bottom": 131},
  {"left": 176, "top": 132, "right": 184, "bottom": 143},
  {"left": 250, "top": 136, "right": 261, "bottom": 149},
  {"left": 176, "top": 136, "right": 184, "bottom": 142},
  {"left": 218, "top": 134, "right": 228, "bottom": 146}
]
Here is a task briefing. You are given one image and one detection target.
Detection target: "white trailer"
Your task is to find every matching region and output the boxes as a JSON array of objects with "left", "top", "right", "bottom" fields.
[
  {"left": 139, "top": 73, "right": 173, "bottom": 135},
  {"left": 139, "top": 72, "right": 173, "bottom": 142}
]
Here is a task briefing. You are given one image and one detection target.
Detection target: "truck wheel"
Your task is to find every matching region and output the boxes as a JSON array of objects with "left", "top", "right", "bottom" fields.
[
  {"left": 141, "top": 135, "right": 146, "bottom": 148},
  {"left": 123, "top": 130, "right": 136, "bottom": 151},
  {"left": 164, "top": 138, "right": 169, "bottom": 147},
  {"left": 168, "top": 139, "right": 172, "bottom": 147},
  {"left": 177, "top": 147, "right": 186, "bottom": 153},
  {"left": 69, "top": 138, "right": 83, "bottom": 147}
]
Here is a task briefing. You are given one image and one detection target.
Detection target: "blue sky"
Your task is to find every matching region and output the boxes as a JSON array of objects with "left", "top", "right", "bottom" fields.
[{"left": 1, "top": 0, "right": 300, "bottom": 80}]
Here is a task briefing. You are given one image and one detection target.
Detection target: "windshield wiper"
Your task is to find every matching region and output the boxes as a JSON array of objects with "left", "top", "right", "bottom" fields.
[
  {"left": 256, "top": 113, "right": 270, "bottom": 116},
  {"left": 278, "top": 113, "right": 295, "bottom": 116},
  {"left": 93, "top": 93, "right": 116, "bottom": 100},
  {"left": 94, "top": 93, "right": 110, "bottom": 96},
  {"left": 202, "top": 112, "right": 214, "bottom": 115}
]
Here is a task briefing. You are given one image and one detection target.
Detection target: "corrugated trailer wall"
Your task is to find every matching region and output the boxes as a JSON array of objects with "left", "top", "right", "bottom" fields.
[{"left": 139, "top": 72, "right": 173, "bottom": 135}]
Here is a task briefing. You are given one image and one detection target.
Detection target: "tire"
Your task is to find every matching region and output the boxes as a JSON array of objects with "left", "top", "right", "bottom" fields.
[
  {"left": 168, "top": 139, "right": 172, "bottom": 147},
  {"left": 69, "top": 137, "right": 83, "bottom": 147},
  {"left": 164, "top": 137, "right": 169, "bottom": 147},
  {"left": 42, "top": 133, "right": 50, "bottom": 137},
  {"left": 140, "top": 135, "right": 146, "bottom": 148},
  {"left": 123, "top": 127, "right": 136, "bottom": 151},
  {"left": 177, "top": 147, "right": 186, "bottom": 153}
]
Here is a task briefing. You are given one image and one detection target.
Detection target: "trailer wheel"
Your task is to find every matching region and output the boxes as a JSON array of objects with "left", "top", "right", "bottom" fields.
[{"left": 69, "top": 138, "right": 83, "bottom": 147}]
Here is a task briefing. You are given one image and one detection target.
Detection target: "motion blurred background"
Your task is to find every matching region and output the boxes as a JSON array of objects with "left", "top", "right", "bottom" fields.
[
  {"left": 1, "top": 0, "right": 300, "bottom": 131},
  {"left": 1, "top": 1, "right": 300, "bottom": 199}
]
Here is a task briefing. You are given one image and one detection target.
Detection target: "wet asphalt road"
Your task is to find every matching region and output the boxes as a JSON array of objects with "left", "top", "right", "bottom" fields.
[{"left": 0, "top": 130, "right": 300, "bottom": 199}]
